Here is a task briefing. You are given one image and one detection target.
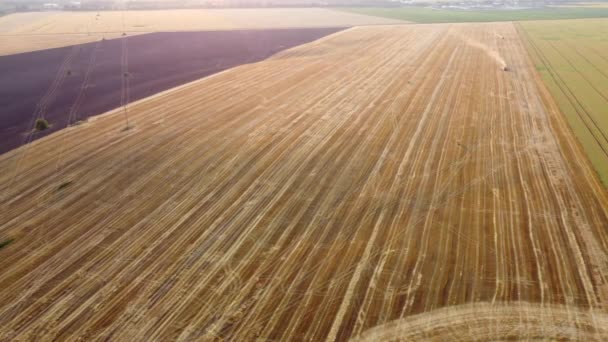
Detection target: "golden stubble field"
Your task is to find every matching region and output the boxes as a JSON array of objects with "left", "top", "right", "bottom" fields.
[
  {"left": 0, "top": 9, "right": 405, "bottom": 56},
  {"left": 1, "top": 22, "right": 608, "bottom": 340}
]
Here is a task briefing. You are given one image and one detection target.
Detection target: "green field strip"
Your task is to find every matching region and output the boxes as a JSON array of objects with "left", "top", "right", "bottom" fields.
[
  {"left": 552, "top": 30, "right": 608, "bottom": 95},
  {"left": 518, "top": 20, "right": 608, "bottom": 185},
  {"left": 549, "top": 44, "right": 608, "bottom": 127},
  {"left": 338, "top": 7, "right": 608, "bottom": 23},
  {"left": 566, "top": 44, "right": 608, "bottom": 91},
  {"left": 536, "top": 24, "right": 608, "bottom": 140}
]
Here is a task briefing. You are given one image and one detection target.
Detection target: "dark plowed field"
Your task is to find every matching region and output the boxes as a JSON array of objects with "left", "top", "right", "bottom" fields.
[{"left": 0, "top": 28, "right": 343, "bottom": 154}]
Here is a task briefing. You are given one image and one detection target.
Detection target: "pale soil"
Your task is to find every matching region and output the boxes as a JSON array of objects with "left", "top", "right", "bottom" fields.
[{"left": 0, "top": 22, "right": 607, "bottom": 340}]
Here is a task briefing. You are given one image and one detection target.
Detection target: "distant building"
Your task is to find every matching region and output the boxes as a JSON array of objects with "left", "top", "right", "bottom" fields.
[
  {"left": 42, "top": 3, "right": 60, "bottom": 9},
  {"left": 64, "top": 1, "right": 82, "bottom": 9},
  {"left": 79, "top": 0, "right": 114, "bottom": 10}
]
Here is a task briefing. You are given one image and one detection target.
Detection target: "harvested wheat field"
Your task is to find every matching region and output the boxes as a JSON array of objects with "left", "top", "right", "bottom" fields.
[
  {"left": 1, "top": 22, "right": 608, "bottom": 340},
  {"left": 0, "top": 9, "right": 404, "bottom": 56}
]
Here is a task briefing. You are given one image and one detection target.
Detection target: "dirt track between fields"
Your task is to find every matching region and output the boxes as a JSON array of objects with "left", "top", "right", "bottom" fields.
[{"left": 1, "top": 22, "right": 608, "bottom": 340}]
